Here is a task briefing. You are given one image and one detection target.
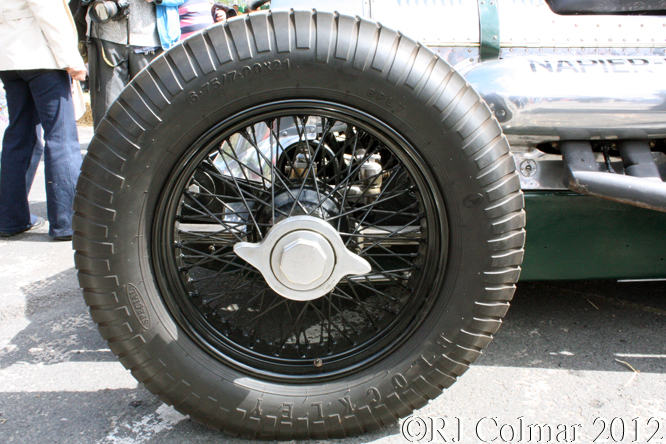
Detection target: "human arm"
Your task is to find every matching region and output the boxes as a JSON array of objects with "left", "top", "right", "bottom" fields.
[{"left": 66, "top": 65, "right": 87, "bottom": 81}]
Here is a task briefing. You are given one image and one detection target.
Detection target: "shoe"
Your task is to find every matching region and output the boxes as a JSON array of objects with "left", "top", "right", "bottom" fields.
[
  {"left": 0, "top": 216, "right": 45, "bottom": 237},
  {"left": 52, "top": 235, "right": 73, "bottom": 241}
]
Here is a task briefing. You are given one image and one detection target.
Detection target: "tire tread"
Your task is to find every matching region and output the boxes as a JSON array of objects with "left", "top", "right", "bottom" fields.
[{"left": 74, "top": 9, "right": 525, "bottom": 440}]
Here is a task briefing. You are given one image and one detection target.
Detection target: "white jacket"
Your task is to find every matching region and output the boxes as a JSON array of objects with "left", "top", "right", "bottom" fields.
[{"left": 0, "top": 0, "right": 83, "bottom": 71}]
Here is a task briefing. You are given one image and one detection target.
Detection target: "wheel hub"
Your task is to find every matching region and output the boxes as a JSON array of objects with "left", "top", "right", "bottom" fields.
[
  {"left": 234, "top": 216, "right": 371, "bottom": 301},
  {"left": 276, "top": 232, "right": 332, "bottom": 287}
]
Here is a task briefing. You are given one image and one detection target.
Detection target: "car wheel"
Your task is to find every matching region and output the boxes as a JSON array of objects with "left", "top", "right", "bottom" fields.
[{"left": 74, "top": 10, "right": 525, "bottom": 439}]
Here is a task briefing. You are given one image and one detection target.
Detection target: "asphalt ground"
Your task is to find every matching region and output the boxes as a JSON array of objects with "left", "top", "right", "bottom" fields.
[{"left": 1, "top": 126, "right": 665, "bottom": 444}]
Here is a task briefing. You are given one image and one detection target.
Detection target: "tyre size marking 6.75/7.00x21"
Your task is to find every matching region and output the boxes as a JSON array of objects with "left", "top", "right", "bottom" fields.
[{"left": 188, "top": 59, "right": 291, "bottom": 104}]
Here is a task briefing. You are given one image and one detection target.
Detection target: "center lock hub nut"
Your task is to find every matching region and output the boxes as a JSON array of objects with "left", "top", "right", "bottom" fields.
[
  {"left": 272, "top": 232, "right": 335, "bottom": 289},
  {"left": 233, "top": 216, "right": 372, "bottom": 301}
]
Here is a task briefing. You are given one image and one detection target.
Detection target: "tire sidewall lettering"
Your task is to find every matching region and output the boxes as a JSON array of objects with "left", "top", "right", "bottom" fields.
[
  {"left": 78, "top": 11, "right": 520, "bottom": 438},
  {"left": 367, "top": 387, "right": 382, "bottom": 404},
  {"left": 366, "top": 88, "right": 405, "bottom": 113},
  {"left": 187, "top": 59, "right": 291, "bottom": 104},
  {"left": 126, "top": 283, "right": 151, "bottom": 330},
  {"left": 392, "top": 373, "right": 408, "bottom": 389}
]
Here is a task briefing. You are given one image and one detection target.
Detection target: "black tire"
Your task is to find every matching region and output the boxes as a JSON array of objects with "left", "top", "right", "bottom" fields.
[{"left": 74, "top": 10, "right": 525, "bottom": 440}]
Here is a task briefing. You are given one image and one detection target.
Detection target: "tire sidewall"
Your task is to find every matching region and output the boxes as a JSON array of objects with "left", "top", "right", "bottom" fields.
[{"left": 87, "top": 18, "right": 507, "bottom": 433}]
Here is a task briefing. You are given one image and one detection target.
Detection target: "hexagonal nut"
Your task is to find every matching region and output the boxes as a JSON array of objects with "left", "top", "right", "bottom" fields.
[{"left": 279, "top": 239, "right": 328, "bottom": 286}]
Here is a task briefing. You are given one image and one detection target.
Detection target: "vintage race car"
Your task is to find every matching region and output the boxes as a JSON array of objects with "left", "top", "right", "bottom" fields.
[{"left": 73, "top": 0, "right": 666, "bottom": 439}]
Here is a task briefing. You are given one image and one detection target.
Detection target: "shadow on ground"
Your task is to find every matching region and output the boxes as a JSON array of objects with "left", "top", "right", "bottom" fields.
[
  {"left": 0, "top": 277, "right": 664, "bottom": 443},
  {"left": 480, "top": 280, "right": 666, "bottom": 373}
]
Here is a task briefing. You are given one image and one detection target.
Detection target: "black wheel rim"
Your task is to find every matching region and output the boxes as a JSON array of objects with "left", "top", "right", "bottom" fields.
[{"left": 153, "top": 101, "right": 447, "bottom": 382}]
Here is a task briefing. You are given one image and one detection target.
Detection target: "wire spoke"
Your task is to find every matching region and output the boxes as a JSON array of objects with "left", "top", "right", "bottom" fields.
[
  {"left": 309, "top": 302, "right": 356, "bottom": 345},
  {"left": 358, "top": 215, "right": 424, "bottom": 254},
  {"left": 159, "top": 108, "right": 437, "bottom": 375},
  {"left": 288, "top": 117, "right": 335, "bottom": 216},
  {"left": 215, "top": 145, "right": 264, "bottom": 240}
]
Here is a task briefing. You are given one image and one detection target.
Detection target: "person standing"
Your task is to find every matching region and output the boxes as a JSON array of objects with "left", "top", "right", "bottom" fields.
[
  {"left": 154, "top": 0, "right": 186, "bottom": 49},
  {"left": 86, "top": 0, "right": 162, "bottom": 129},
  {"left": 0, "top": 0, "right": 86, "bottom": 240},
  {"left": 211, "top": 3, "right": 236, "bottom": 23}
]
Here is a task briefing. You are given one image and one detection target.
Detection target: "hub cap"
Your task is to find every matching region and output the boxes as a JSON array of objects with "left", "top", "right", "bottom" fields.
[{"left": 234, "top": 216, "right": 371, "bottom": 301}]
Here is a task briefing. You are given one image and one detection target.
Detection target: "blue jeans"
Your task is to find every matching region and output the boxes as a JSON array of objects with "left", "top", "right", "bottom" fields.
[
  {"left": 0, "top": 70, "right": 82, "bottom": 237},
  {"left": 0, "top": 124, "right": 43, "bottom": 195},
  {"left": 26, "top": 125, "right": 45, "bottom": 195}
]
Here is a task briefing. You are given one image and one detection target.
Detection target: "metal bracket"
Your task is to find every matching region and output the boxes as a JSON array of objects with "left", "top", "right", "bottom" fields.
[{"left": 477, "top": 0, "right": 500, "bottom": 61}]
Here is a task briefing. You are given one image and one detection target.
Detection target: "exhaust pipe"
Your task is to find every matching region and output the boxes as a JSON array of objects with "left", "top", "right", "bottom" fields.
[{"left": 561, "top": 141, "right": 666, "bottom": 212}]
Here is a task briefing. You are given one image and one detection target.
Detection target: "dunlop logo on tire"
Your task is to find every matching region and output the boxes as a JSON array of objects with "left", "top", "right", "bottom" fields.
[{"left": 127, "top": 284, "right": 151, "bottom": 329}]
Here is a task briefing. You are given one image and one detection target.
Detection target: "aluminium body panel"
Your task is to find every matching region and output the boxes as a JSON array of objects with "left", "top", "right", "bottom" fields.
[
  {"left": 270, "top": 0, "right": 666, "bottom": 192},
  {"left": 270, "top": 0, "right": 666, "bottom": 147},
  {"left": 272, "top": 0, "right": 666, "bottom": 50},
  {"left": 461, "top": 56, "right": 666, "bottom": 144}
]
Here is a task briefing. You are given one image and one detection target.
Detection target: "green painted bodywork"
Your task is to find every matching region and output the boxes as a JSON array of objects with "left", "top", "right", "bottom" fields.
[
  {"left": 477, "top": 0, "right": 500, "bottom": 61},
  {"left": 519, "top": 192, "right": 666, "bottom": 281}
]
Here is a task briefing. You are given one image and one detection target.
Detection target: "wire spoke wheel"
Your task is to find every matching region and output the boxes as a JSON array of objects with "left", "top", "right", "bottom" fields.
[
  {"left": 153, "top": 102, "right": 446, "bottom": 381},
  {"left": 74, "top": 11, "right": 524, "bottom": 438}
]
